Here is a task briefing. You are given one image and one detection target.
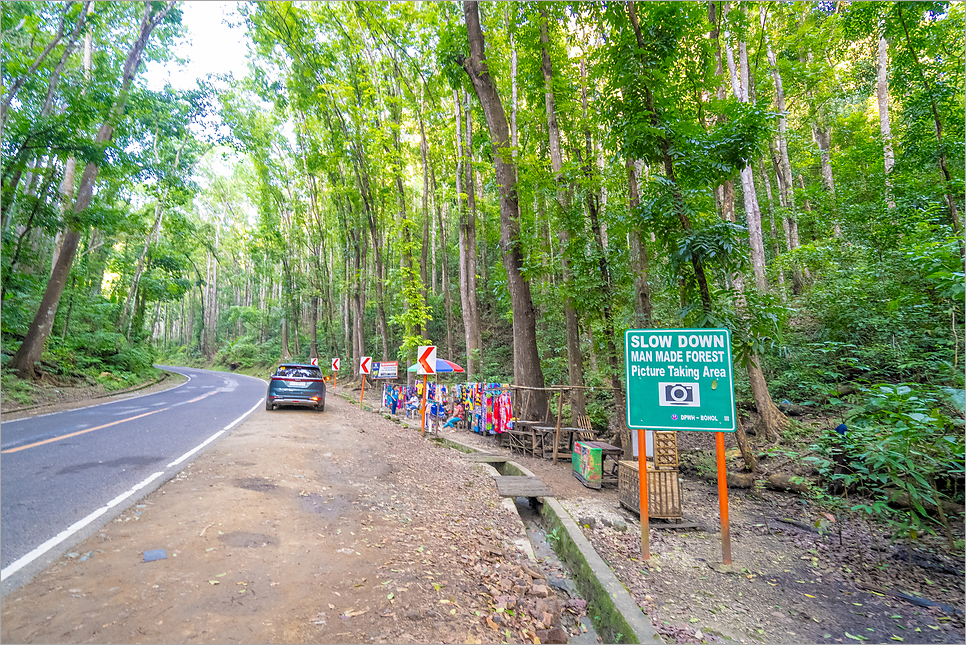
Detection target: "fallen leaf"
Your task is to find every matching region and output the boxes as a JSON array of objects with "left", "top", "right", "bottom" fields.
[
  {"left": 387, "top": 593, "right": 394, "bottom": 600},
  {"left": 486, "top": 617, "right": 499, "bottom": 630},
  {"left": 340, "top": 608, "right": 368, "bottom": 619},
  {"left": 216, "top": 573, "right": 226, "bottom": 578},
  {"left": 328, "top": 604, "right": 335, "bottom": 609},
  {"left": 804, "top": 594, "right": 816, "bottom": 598},
  {"left": 890, "top": 637, "right": 903, "bottom": 642},
  {"left": 208, "top": 580, "right": 219, "bottom": 585}
]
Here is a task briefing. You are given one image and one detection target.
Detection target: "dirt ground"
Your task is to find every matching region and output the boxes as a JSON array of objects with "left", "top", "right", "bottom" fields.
[
  {"left": 2, "top": 377, "right": 963, "bottom": 645},
  {"left": 399, "top": 392, "right": 964, "bottom": 645},
  {"left": 446, "top": 428, "right": 964, "bottom": 644},
  {"left": 1, "top": 387, "right": 588, "bottom": 645}
]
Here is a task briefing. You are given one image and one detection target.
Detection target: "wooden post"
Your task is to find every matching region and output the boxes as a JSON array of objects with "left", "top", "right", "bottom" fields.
[
  {"left": 552, "top": 390, "right": 564, "bottom": 464},
  {"left": 638, "top": 428, "right": 650, "bottom": 560},
  {"left": 715, "top": 431, "right": 732, "bottom": 564},
  {"left": 420, "top": 374, "right": 428, "bottom": 436}
]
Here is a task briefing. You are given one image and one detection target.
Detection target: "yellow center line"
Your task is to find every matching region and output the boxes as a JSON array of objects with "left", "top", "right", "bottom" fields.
[{"left": 1, "top": 408, "right": 171, "bottom": 454}]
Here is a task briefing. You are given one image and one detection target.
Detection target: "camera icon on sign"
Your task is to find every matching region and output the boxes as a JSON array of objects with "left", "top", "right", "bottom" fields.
[{"left": 658, "top": 382, "right": 701, "bottom": 407}]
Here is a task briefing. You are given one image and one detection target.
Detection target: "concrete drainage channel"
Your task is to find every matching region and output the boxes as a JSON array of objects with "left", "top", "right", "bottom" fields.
[
  {"left": 348, "top": 397, "right": 662, "bottom": 643},
  {"left": 461, "top": 446, "right": 662, "bottom": 644}
]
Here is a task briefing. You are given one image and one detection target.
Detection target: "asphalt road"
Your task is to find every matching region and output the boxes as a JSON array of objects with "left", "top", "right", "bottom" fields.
[{"left": 0, "top": 366, "right": 265, "bottom": 594}]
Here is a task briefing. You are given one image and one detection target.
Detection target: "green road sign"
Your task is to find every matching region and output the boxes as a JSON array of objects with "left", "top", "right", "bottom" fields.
[{"left": 625, "top": 328, "right": 736, "bottom": 432}]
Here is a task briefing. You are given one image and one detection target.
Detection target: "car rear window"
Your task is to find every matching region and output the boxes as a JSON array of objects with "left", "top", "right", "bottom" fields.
[{"left": 274, "top": 366, "right": 322, "bottom": 379}]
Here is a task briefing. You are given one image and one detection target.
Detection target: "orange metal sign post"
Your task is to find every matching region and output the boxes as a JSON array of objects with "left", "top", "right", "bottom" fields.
[
  {"left": 420, "top": 375, "right": 428, "bottom": 435},
  {"left": 715, "top": 431, "right": 732, "bottom": 564},
  {"left": 637, "top": 428, "right": 650, "bottom": 560},
  {"left": 416, "top": 346, "right": 436, "bottom": 436},
  {"left": 360, "top": 357, "right": 371, "bottom": 405}
]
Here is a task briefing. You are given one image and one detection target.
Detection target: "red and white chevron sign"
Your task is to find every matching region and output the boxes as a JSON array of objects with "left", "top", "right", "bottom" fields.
[
  {"left": 310, "top": 357, "right": 318, "bottom": 366},
  {"left": 417, "top": 345, "right": 436, "bottom": 375},
  {"left": 331, "top": 358, "right": 340, "bottom": 372},
  {"left": 360, "top": 356, "right": 372, "bottom": 375}
]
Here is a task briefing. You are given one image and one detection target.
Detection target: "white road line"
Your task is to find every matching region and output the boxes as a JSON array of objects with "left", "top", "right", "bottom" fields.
[
  {"left": 1, "top": 471, "right": 164, "bottom": 581},
  {"left": 224, "top": 399, "right": 264, "bottom": 431},
  {"left": 165, "top": 398, "right": 263, "bottom": 468},
  {"left": 1, "top": 385, "right": 266, "bottom": 583},
  {"left": 165, "top": 431, "right": 224, "bottom": 468}
]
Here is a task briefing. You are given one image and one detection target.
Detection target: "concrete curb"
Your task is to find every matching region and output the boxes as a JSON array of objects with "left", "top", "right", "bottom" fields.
[
  {"left": 425, "top": 435, "right": 662, "bottom": 643},
  {"left": 540, "top": 497, "right": 661, "bottom": 644}
]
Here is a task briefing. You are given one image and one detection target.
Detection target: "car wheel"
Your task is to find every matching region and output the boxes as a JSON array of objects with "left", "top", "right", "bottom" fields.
[
  {"left": 266, "top": 399, "right": 273, "bottom": 411},
  {"left": 318, "top": 401, "right": 325, "bottom": 412}
]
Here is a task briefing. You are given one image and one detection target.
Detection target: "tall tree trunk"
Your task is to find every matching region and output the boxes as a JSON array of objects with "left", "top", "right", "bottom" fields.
[
  {"left": 876, "top": 36, "right": 896, "bottom": 210},
  {"left": 343, "top": 255, "right": 351, "bottom": 359},
  {"left": 50, "top": 28, "right": 93, "bottom": 279},
  {"left": 710, "top": 1, "right": 737, "bottom": 224},
  {"left": 759, "top": 159, "right": 787, "bottom": 297},
  {"left": 10, "top": 1, "right": 176, "bottom": 379},
  {"left": 431, "top": 162, "right": 455, "bottom": 361},
  {"left": 461, "top": 0, "right": 546, "bottom": 412},
  {"left": 539, "top": 7, "right": 585, "bottom": 420},
  {"left": 281, "top": 317, "right": 291, "bottom": 361},
  {"left": 766, "top": 36, "right": 805, "bottom": 294},
  {"left": 724, "top": 11, "right": 767, "bottom": 292},
  {"left": 896, "top": 4, "right": 960, "bottom": 237},
  {"left": 454, "top": 88, "right": 481, "bottom": 380},
  {"left": 464, "top": 89, "right": 483, "bottom": 358},
  {"left": 309, "top": 296, "right": 319, "bottom": 361},
  {"left": 626, "top": 160, "right": 653, "bottom": 327},
  {"left": 120, "top": 144, "right": 184, "bottom": 332},
  {"left": 418, "top": 106, "right": 431, "bottom": 323},
  {"left": 811, "top": 124, "right": 840, "bottom": 236},
  {"left": 351, "top": 228, "right": 365, "bottom": 379}
]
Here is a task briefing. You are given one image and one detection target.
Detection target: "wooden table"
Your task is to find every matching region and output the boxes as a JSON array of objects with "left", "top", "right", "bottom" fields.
[
  {"left": 503, "top": 427, "right": 533, "bottom": 455},
  {"left": 510, "top": 420, "right": 544, "bottom": 457},
  {"left": 533, "top": 426, "right": 581, "bottom": 461}
]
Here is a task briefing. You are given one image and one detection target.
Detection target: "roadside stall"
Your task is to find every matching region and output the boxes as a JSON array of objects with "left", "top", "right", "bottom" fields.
[{"left": 406, "top": 358, "right": 464, "bottom": 434}]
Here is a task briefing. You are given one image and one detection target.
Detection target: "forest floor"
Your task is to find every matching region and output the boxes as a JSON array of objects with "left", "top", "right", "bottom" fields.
[
  {"left": 1, "top": 373, "right": 963, "bottom": 644},
  {"left": 443, "top": 416, "right": 965, "bottom": 645}
]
